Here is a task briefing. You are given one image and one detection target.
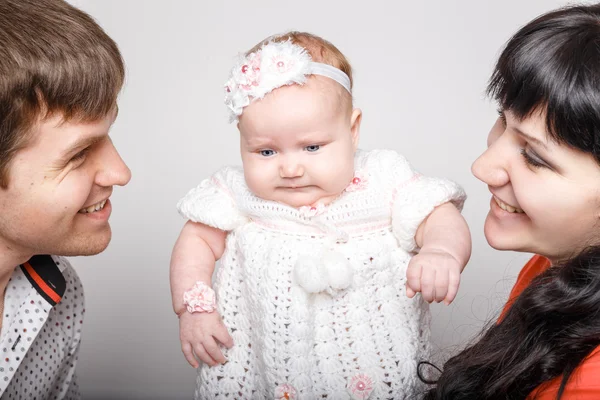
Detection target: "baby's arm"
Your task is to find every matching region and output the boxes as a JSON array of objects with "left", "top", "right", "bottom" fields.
[
  {"left": 406, "top": 202, "right": 471, "bottom": 304},
  {"left": 170, "top": 221, "right": 233, "bottom": 368},
  {"left": 171, "top": 221, "right": 226, "bottom": 312}
]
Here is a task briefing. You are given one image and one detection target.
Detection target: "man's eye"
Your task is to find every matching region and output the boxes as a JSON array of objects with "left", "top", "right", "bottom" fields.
[{"left": 71, "top": 148, "right": 90, "bottom": 163}]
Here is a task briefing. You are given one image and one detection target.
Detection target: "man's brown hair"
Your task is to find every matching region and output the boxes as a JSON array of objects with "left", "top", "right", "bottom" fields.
[{"left": 0, "top": 0, "right": 125, "bottom": 187}]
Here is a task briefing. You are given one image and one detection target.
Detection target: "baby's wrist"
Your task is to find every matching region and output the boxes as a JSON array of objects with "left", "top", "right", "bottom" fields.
[
  {"left": 181, "top": 281, "right": 217, "bottom": 315},
  {"left": 420, "top": 245, "right": 466, "bottom": 266},
  {"left": 419, "top": 245, "right": 452, "bottom": 256}
]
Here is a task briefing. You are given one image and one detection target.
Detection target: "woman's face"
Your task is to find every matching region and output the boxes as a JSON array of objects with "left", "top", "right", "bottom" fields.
[{"left": 472, "top": 109, "right": 600, "bottom": 262}]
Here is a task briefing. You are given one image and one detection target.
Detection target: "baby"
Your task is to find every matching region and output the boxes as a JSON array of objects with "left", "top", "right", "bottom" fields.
[{"left": 170, "top": 32, "right": 471, "bottom": 399}]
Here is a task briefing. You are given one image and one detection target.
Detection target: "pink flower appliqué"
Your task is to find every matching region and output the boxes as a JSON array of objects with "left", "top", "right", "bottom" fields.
[
  {"left": 345, "top": 171, "right": 368, "bottom": 192},
  {"left": 275, "top": 383, "right": 297, "bottom": 400},
  {"left": 270, "top": 54, "right": 296, "bottom": 74},
  {"left": 348, "top": 373, "right": 374, "bottom": 400},
  {"left": 239, "top": 51, "right": 262, "bottom": 90},
  {"left": 182, "top": 281, "right": 216, "bottom": 313},
  {"left": 298, "top": 202, "right": 326, "bottom": 218}
]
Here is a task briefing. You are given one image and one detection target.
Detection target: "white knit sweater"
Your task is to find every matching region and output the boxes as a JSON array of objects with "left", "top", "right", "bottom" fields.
[{"left": 177, "top": 149, "right": 466, "bottom": 400}]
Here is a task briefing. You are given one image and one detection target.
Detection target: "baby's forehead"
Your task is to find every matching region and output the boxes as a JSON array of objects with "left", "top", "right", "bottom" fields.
[
  {"left": 239, "top": 83, "right": 347, "bottom": 143},
  {"left": 310, "top": 75, "right": 351, "bottom": 101},
  {"left": 242, "top": 83, "right": 344, "bottom": 127},
  {"left": 267, "top": 77, "right": 350, "bottom": 114},
  {"left": 241, "top": 127, "right": 333, "bottom": 145}
]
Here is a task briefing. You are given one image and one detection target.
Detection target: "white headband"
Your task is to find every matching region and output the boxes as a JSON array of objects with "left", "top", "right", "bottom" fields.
[{"left": 224, "top": 40, "right": 352, "bottom": 122}]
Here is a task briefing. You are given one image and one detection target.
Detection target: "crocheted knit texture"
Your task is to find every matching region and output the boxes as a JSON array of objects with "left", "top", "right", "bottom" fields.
[{"left": 177, "top": 149, "right": 466, "bottom": 400}]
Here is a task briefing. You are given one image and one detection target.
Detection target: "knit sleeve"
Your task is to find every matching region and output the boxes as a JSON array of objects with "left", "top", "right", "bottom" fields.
[
  {"left": 176, "top": 166, "right": 248, "bottom": 231},
  {"left": 391, "top": 170, "right": 466, "bottom": 253}
]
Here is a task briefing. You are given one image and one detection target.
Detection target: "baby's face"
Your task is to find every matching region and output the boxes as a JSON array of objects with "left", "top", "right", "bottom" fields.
[{"left": 238, "top": 77, "right": 361, "bottom": 208}]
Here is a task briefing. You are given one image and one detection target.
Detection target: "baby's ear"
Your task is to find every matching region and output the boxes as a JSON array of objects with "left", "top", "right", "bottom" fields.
[{"left": 350, "top": 108, "right": 362, "bottom": 149}]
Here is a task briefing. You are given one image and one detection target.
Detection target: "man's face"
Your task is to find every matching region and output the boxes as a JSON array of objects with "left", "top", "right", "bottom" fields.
[{"left": 0, "top": 109, "right": 131, "bottom": 260}]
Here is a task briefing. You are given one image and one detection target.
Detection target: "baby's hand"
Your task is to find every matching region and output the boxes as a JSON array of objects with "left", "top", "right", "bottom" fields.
[
  {"left": 179, "top": 310, "right": 234, "bottom": 368},
  {"left": 405, "top": 248, "right": 462, "bottom": 305}
]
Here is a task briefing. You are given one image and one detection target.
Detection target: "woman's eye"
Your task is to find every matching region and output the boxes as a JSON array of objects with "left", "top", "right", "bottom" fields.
[{"left": 520, "top": 148, "right": 547, "bottom": 169}]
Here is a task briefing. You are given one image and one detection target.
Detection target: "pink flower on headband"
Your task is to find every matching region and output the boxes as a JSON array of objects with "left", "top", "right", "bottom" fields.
[
  {"left": 270, "top": 54, "right": 295, "bottom": 74},
  {"left": 183, "top": 281, "right": 216, "bottom": 313},
  {"left": 224, "top": 40, "right": 352, "bottom": 123},
  {"left": 239, "top": 52, "right": 262, "bottom": 90},
  {"left": 224, "top": 41, "right": 313, "bottom": 122}
]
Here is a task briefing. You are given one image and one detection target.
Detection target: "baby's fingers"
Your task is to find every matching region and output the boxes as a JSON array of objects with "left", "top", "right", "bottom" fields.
[
  {"left": 204, "top": 336, "right": 227, "bottom": 365},
  {"left": 444, "top": 269, "right": 461, "bottom": 305},
  {"left": 406, "top": 260, "right": 423, "bottom": 298},
  {"left": 214, "top": 324, "right": 234, "bottom": 349},
  {"left": 194, "top": 341, "right": 218, "bottom": 367},
  {"left": 420, "top": 267, "right": 436, "bottom": 303},
  {"left": 182, "top": 341, "right": 199, "bottom": 368},
  {"left": 434, "top": 269, "right": 449, "bottom": 303}
]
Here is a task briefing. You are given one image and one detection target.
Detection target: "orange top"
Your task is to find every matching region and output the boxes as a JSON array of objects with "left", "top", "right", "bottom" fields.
[{"left": 499, "top": 255, "right": 600, "bottom": 399}]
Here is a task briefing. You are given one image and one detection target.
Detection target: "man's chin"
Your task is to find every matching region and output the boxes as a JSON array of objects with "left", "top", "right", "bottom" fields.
[{"left": 53, "top": 228, "right": 112, "bottom": 257}]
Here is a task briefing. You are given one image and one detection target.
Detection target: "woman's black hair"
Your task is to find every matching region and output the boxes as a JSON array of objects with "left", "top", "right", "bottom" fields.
[
  {"left": 422, "top": 3, "right": 600, "bottom": 399},
  {"left": 490, "top": 3, "right": 600, "bottom": 160}
]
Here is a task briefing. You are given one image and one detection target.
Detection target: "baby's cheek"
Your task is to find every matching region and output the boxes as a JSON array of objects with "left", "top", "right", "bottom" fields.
[
  {"left": 244, "top": 170, "right": 276, "bottom": 200},
  {"left": 243, "top": 167, "right": 261, "bottom": 190},
  {"left": 245, "top": 173, "right": 263, "bottom": 193}
]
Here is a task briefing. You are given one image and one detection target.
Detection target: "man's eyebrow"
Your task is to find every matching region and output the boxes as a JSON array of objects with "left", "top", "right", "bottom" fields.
[
  {"left": 61, "top": 134, "right": 105, "bottom": 157},
  {"left": 60, "top": 106, "right": 119, "bottom": 158}
]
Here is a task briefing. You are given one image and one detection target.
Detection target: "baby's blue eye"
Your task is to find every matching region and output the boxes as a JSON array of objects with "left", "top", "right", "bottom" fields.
[
  {"left": 305, "top": 145, "right": 320, "bottom": 152},
  {"left": 260, "top": 149, "right": 275, "bottom": 157}
]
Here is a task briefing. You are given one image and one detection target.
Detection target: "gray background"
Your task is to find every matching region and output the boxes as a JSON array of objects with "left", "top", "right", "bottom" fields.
[{"left": 63, "top": 1, "right": 583, "bottom": 398}]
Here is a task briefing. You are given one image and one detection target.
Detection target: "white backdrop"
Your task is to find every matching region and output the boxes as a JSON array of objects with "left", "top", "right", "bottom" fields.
[{"left": 63, "top": 1, "right": 584, "bottom": 398}]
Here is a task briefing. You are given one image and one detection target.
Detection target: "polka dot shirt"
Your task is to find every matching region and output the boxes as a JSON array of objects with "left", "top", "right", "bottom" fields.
[{"left": 0, "top": 255, "right": 84, "bottom": 399}]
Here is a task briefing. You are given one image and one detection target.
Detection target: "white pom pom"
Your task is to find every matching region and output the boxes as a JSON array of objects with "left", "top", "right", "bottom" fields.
[
  {"left": 322, "top": 251, "right": 353, "bottom": 290},
  {"left": 294, "top": 256, "right": 328, "bottom": 293}
]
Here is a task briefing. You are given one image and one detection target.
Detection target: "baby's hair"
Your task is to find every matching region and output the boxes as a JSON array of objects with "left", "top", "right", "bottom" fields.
[
  {"left": 247, "top": 31, "right": 353, "bottom": 89},
  {"left": 247, "top": 31, "right": 354, "bottom": 112}
]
